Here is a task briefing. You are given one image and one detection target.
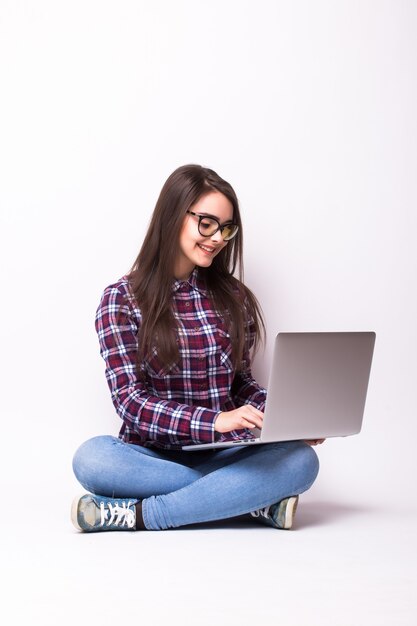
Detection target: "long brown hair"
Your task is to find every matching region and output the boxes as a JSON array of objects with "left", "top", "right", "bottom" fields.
[{"left": 128, "top": 164, "right": 265, "bottom": 370}]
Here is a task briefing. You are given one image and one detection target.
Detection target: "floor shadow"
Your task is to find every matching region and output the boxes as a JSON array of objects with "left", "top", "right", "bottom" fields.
[
  {"left": 295, "top": 499, "right": 380, "bottom": 529},
  {"left": 176, "top": 517, "right": 255, "bottom": 531},
  {"left": 176, "top": 500, "right": 382, "bottom": 532}
]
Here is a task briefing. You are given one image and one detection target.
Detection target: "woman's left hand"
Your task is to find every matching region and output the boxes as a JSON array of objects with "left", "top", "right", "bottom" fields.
[{"left": 304, "top": 439, "right": 326, "bottom": 446}]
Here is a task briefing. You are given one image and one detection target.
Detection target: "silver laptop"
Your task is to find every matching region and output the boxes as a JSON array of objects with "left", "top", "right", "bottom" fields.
[{"left": 182, "top": 331, "right": 376, "bottom": 451}]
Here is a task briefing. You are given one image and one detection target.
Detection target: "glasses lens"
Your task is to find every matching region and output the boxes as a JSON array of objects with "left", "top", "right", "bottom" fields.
[
  {"left": 196, "top": 215, "right": 238, "bottom": 241},
  {"left": 222, "top": 224, "right": 239, "bottom": 241},
  {"left": 198, "top": 217, "right": 219, "bottom": 236}
]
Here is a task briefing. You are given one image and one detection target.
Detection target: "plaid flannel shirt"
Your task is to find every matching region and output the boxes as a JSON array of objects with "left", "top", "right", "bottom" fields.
[{"left": 95, "top": 268, "right": 266, "bottom": 450}]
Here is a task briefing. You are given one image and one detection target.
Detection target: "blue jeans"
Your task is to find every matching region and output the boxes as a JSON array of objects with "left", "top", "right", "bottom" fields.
[{"left": 72, "top": 436, "right": 319, "bottom": 530}]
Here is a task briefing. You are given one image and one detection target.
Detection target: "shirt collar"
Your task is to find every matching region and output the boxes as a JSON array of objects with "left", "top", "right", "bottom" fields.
[{"left": 172, "top": 267, "right": 208, "bottom": 296}]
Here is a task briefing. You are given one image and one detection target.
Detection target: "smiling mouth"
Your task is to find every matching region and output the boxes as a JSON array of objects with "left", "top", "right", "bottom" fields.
[{"left": 197, "top": 243, "right": 216, "bottom": 254}]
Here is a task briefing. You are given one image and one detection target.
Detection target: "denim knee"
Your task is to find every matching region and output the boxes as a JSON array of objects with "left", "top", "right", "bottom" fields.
[
  {"left": 289, "top": 441, "right": 320, "bottom": 489},
  {"left": 72, "top": 435, "right": 117, "bottom": 487},
  {"left": 266, "top": 440, "right": 320, "bottom": 492}
]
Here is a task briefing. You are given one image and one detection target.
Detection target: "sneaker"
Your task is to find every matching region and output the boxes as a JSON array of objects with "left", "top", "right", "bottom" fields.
[
  {"left": 250, "top": 495, "right": 299, "bottom": 530},
  {"left": 71, "top": 494, "right": 138, "bottom": 532}
]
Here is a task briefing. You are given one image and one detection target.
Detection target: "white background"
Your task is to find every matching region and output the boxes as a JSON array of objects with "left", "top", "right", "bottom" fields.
[{"left": 1, "top": 1, "right": 416, "bottom": 625}]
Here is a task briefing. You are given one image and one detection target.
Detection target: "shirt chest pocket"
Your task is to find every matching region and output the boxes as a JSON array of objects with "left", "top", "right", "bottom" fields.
[{"left": 215, "top": 326, "right": 234, "bottom": 373}]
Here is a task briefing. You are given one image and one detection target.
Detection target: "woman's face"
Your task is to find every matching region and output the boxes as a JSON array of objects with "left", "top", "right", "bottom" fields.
[{"left": 174, "top": 191, "right": 234, "bottom": 280}]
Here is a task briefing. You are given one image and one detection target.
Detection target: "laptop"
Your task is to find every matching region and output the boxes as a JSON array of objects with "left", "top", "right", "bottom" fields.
[{"left": 182, "top": 331, "right": 376, "bottom": 451}]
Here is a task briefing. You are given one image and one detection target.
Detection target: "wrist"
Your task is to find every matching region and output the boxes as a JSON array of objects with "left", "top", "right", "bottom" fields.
[{"left": 214, "top": 412, "right": 224, "bottom": 433}]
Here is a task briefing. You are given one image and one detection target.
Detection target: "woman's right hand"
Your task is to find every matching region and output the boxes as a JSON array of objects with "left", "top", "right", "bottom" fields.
[{"left": 214, "top": 406, "right": 264, "bottom": 433}]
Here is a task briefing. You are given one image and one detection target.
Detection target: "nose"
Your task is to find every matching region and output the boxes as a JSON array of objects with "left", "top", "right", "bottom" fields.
[{"left": 209, "top": 229, "right": 223, "bottom": 243}]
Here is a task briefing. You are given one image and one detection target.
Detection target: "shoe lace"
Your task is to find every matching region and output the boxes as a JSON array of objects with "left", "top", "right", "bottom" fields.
[
  {"left": 250, "top": 506, "right": 271, "bottom": 519},
  {"left": 100, "top": 501, "right": 136, "bottom": 528}
]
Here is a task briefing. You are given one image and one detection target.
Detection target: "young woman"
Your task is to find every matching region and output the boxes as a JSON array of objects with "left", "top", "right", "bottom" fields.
[{"left": 71, "top": 164, "right": 322, "bottom": 533}]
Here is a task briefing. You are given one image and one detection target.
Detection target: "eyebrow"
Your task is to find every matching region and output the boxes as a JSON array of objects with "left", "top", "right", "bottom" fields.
[{"left": 196, "top": 212, "right": 235, "bottom": 225}]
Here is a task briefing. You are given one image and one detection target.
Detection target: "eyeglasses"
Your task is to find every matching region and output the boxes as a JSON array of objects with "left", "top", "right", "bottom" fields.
[{"left": 186, "top": 211, "right": 239, "bottom": 241}]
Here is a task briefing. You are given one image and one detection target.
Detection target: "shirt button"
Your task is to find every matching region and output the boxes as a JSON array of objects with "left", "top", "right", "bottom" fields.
[
  {"left": 194, "top": 326, "right": 200, "bottom": 331},
  {"left": 185, "top": 302, "right": 190, "bottom": 307}
]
